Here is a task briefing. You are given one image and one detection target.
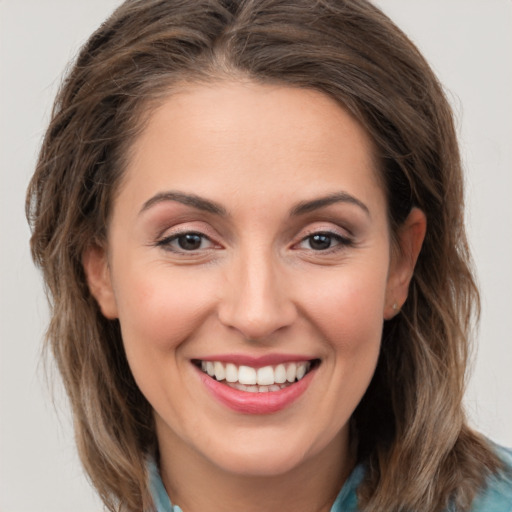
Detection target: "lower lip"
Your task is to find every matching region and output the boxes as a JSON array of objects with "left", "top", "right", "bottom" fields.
[{"left": 196, "top": 365, "right": 316, "bottom": 414}]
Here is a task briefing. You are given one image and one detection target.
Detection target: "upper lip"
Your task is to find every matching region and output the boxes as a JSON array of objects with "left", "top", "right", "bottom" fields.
[{"left": 192, "top": 353, "right": 317, "bottom": 368}]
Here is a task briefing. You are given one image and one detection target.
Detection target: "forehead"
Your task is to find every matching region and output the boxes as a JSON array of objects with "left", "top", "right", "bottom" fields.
[{"left": 118, "top": 81, "right": 384, "bottom": 217}]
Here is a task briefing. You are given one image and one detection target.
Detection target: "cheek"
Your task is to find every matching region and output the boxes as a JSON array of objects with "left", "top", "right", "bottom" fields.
[
  {"left": 299, "top": 265, "right": 388, "bottom": 353},
  {"left": 112, "top": 264, "right": 218, "bottom": 353},
  {"left": 111, "top": 264, "right": 221, "bottom": 416}
]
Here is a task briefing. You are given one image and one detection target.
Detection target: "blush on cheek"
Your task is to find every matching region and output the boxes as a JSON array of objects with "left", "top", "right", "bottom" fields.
[
  {"left": 118, "top": 272, "right": 217, "bottom": 352},
  {"left": 302, "top": 277, "right": 386, "bottom": 352}
]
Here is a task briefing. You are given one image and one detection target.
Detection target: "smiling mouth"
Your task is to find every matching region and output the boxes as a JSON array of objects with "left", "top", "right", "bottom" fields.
[{"left": 193, "top": 359, "right": 320, "bottom": 393}]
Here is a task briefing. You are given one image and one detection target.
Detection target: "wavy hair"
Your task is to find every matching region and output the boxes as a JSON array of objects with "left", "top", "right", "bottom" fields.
[{"left": 26, "top": 1, "right": 502, "bottom": 510}]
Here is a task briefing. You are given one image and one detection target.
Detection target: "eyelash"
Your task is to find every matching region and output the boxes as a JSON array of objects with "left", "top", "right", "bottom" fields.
[
  {"left": 155, "top": 231, "right": 218, "bottom": 253},
  {"left": 295, "top": 231, "right": 354, "bottom": 253},
  {"left": 155, "top": 229, "right": 353, "bottom": 254}
]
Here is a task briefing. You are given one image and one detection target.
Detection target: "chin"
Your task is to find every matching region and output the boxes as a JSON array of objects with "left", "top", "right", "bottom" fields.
[
  {"left": 207, "top": 445, "right": 310, "bottom": 478},
  {"left": 196, "top": 425, "right": 344, "bottom": 478}
]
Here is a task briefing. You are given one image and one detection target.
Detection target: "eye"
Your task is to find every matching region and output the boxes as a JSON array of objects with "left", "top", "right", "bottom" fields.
[
  {"left": 157, "top": 231, "right": 216, "bottom": 252},
  {"left": 297, "top": 231, "right": 352, "bottom": 251}
]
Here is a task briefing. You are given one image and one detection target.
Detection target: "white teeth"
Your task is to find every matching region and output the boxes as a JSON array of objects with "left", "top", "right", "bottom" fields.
[
  {"left": 214, "top": 361, "right": 225, "bottom": 381},
  {"left": 238, "top": 365, "right": 257, "bottom": 385},
  {"left": 256, "top": 366, "right": 274, "bottom": 386},
  {"left": 286, "top": 363, "right": 297, "bottom": 383},
  {"left": 274, "top": 364, "right": 287, "bottom": 384},
  {"left": 225, "top": 363, "right": 238, "bottom": 383},
  {"left": 226, "top": 382, "right": 291, "bottom": 392},
  {"left": 199, "top": 360, "right": 314, "bottom": 390},
  {"left": 296, "top": 363, "right": 307, "bottom": 380}
]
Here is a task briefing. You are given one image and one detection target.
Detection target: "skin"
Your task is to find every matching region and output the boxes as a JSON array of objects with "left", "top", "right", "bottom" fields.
[{"left": 84, "top": 81, "right": 426, "bottom": 512}]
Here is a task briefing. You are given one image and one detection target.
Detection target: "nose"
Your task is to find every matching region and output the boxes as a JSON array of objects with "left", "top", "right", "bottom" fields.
[{"left": 217, "top": 248, "right": 297, "bottom": 341}]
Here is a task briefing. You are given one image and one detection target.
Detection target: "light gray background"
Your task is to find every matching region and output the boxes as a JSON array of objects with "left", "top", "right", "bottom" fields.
[{"left": 1, "top": 1, "right": 511, "bottom": 511}]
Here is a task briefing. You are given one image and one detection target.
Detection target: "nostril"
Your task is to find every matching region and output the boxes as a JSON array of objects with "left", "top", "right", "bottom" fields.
[
  {"left": 217, "top": 301, "right": 297, "bottom": 341},
  {"left": 216, "top": 262, "right": 298, "bottom": 339}
]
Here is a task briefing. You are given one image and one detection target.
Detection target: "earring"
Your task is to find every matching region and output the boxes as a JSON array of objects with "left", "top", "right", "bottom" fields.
[{"left": 392, "top": 302, "right": 399, "bottom": 312}]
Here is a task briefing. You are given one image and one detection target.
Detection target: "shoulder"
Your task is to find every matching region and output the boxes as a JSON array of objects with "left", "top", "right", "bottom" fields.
[{"left": 470, "top": 444, "right": 512, "bottom": 512}]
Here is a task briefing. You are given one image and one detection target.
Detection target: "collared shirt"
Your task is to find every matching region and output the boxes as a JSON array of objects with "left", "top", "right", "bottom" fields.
[{"left": 148, "top": 444, "right": 512, "bottom": 511}]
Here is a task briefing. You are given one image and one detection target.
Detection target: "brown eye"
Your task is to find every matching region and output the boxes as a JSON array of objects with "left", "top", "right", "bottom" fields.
[
  {"left": 176, "top": 233, "right": 203, "bottom": 250},
  {"left": 308, "top": 233, "right": 334, "bottom": 250},
  {"left": 157, "top": 231, "right": 215, "bottom": 252},
  {"left": 296, "top": 231, "right": 353, "bottom": 252}
]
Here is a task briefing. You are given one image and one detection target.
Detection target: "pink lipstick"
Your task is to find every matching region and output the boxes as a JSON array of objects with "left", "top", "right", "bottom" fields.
[{"left": 193, "top": 357, "right": 318, "bottom": 414}]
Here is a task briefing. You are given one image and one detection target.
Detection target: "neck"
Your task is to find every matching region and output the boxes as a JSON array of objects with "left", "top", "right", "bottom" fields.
[{"left": 157, "top": 426, "right": 355, "bottom": 512}]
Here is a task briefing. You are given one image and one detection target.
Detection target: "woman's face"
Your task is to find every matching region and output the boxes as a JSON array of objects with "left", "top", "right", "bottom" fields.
[{"left": 85, "top": 81, "right": 422, "bottom": 478}]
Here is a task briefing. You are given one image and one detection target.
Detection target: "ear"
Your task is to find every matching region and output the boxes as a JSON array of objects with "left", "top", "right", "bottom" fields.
[
  {"left": 384, "top": 208, "right": 426, "bottom": 319},
  {"left": 82, "top": 244, "right": 119, "bottom": 319}
]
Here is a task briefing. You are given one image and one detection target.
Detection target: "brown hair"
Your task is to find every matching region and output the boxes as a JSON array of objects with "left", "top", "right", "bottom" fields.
[{"left": 26, "top": 1, "right": 502, "bottom": 511}]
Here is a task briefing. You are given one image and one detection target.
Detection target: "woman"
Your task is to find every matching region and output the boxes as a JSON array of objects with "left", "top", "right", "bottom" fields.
[{"left": 26, "top": 1, "right": 512, "bottom": 511}]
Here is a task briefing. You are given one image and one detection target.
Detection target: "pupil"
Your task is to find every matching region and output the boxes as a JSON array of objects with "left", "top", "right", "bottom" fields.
[
  {"left": 178, "top": 234, "right": 202, "bottom": 250},
  {"left": 310, "top": 234, "right": 331, "bottom": 250}
]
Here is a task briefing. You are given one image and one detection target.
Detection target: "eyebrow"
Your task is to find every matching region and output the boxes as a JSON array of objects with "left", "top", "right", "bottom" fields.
[
  {"left": 290, "top": 192, "right": 370, "bottom": 217},
  {"left": 139, "top": 190, "right": 369, "bottom": 218},
  {"left": 139, "top": 191, "right": 227, "bottom": 216}
]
